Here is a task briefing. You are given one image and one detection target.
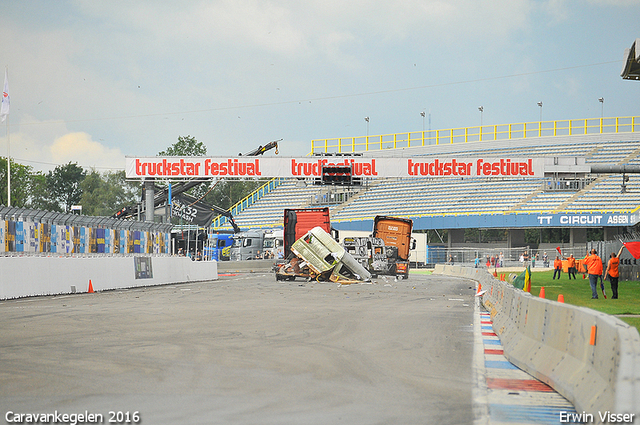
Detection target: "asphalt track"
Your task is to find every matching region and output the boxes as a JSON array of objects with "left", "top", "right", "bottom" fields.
[{"left": 0, "top": 272, "right": 478, "bottom": 424}]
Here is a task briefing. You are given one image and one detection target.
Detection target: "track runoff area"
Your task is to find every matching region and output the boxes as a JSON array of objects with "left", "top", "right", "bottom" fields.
[{"left": 0, "top": 270, "right": 588, "bottom": 425}]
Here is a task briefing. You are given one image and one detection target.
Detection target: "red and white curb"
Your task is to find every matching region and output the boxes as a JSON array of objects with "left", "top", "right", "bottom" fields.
[{"left": 473, "top": 296, "right": 578, "bottom": 424}]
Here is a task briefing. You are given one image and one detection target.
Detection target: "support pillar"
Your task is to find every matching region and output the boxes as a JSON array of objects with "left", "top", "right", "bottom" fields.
[
  {"left": 447, "top": 228, "right": 465, "bottom": 248},
  {"left": 570, "top": 228, "right": 587, "bottom": 248},
  {"left": 144, "top": 179, "right": 155, "bottom": 222},
  {"left": 507, "top": 229, "right": 525, "bottom": 249},
  {"left": 603, "top": 227, "right": 622, "bottom": 241}
]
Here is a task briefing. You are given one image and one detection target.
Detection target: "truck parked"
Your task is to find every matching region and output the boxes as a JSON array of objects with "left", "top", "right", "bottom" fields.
[
  {"left": 262, "top": 229, "right": 284, "bottom": 259},
  {"left": 230, "top": 229, "right": 265, "bottom": 261},
  {"left": 205, "top": 232, "right": 233, "bottom": 261}
]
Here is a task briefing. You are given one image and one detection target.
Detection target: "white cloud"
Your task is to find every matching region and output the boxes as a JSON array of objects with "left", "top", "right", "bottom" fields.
[
  {"left": 587, "top": 0, "right": 640, "bottom": 5},
  {"left": 50, "top": 132, "right": 125, "bottom": 171},
  {"left": 75, "top": 0, "right": 537, "bottom": 59},
  {"left": 77, "top": 0, "right": 307, "bottom": 55},
  {"left": 1, "top": 115, "right": 124, "bottom": 172}
]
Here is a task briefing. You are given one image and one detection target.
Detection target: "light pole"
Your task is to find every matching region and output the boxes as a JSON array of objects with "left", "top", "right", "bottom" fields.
[
  {"left": 537, "top": 101, "right": 543, "bottom": 121},
  {"left": 598, "top": 97, "right": 604, "bottom": 118},
  {"left": 420, "top": 111, "right": 426, "bottom": 132},
  {"left": 478, "top": 107, "right": 483, "bottom": 141},
  {"left": 364, "top": 116, "right": 369, "bottom": 136}
]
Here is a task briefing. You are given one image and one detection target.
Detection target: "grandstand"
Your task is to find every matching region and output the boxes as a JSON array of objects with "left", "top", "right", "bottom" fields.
[{"left": 214, "top": 116, "right": 640, "bottom": 251}]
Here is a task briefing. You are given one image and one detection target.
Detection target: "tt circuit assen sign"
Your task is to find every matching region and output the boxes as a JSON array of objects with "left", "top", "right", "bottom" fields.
[
  {"left": 536, "top": 213, "right": 640, "bottom": 227},
  {"left": 125, "top": 156, "right": 544, "bottom": 179}
]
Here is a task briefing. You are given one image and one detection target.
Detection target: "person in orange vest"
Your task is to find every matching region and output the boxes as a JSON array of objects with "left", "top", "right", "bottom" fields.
[
  {"left": 605, "top": 246, "right": 625, "bottom": 299},
  {"left": 568, "top": 254, "right": 576, "bottom": 279},
  {"left": 583, "top": 249, "right": 604, "bottom": 299},
  {"left": 553, "top": 256, "right": 563, "bottom": 279}
]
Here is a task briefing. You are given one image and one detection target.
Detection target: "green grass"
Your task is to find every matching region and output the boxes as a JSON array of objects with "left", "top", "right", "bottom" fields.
[
  {"left": 621, "top": 317, "right": 640, "bottom": 329},
  {"left": 525, "top": 270, "right": 640, "bottom": 332}
]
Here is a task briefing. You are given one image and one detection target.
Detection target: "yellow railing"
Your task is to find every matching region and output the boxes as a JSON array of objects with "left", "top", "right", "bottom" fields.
[
  {"left": 311, "top": 116, "right": 640, "bottom": 153},
  {"left": 211, "top": 178, "right": 284, "bottom": 229}
]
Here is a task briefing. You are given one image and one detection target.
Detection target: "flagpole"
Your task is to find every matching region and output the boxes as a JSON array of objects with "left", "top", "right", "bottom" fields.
[
  {"left": 2, "top": 65, "right": 9, "bottom": 207},
  {"left": 6, "top": 117, "right": 10, "bottom": 207}
]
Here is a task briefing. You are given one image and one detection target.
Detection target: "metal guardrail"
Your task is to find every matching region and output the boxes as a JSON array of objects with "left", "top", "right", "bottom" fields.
[
  {"left": 0, "top": 206, "right": 172, "bottom": 233},
  {"left": 311, "top": 116, "right": 640, "bottom": 153}
]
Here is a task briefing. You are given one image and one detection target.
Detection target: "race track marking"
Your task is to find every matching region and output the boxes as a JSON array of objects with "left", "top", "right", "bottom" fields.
[{"left": 474, "top": 288, "right": 578, "bottom": 424}]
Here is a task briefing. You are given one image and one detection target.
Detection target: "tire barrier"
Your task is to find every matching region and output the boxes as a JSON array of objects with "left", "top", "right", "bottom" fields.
[
  {"left": 434, "top": 264, "right": 639, "bottom": 421},
  {"left": 0, "top": 207, "right": 173, "bottom": 256}
]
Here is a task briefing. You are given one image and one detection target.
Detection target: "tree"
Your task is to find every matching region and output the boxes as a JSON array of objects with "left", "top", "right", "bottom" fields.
[
  {"left": 158, "top": 135, "right": 207, "bottom": 156},
  {"left": 80, "top": 170, "right": 139, "bottom": 216},
  {"left": 47, "top": 162, "right": 86, "bottom": 212},
  {"left": 0, "top": 158, "right": 33, "bottom": 207},
  {"left": 202, "top": 178, "right": 268, "bottom": 210},
  {"left": 155, "top": 136, "right": 268, "bottom": 218},
  {"left": 465, "top": 228, "right": 508, "bottom": 243},
  {"left": 28, "top": 172, "right": 60, "bottom": 211},
  {"left": 157, "top": 135, "right": 209, "bottom": 200}
]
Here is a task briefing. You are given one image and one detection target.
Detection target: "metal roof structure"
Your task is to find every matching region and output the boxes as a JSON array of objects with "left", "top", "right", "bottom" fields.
[{"left": 621, "top": 38, "right": 640, "bottom": 80}]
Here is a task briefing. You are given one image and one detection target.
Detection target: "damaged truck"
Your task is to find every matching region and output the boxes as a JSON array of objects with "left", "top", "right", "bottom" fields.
[
  {"left": 276, "top": 226, "right": 371, "bottom": 284},
  {"left": 343, "top": 216, "right": 415, "bottom": 279},
  {"left": 276, "top": 207, "right": 415, "bottom": 282}
]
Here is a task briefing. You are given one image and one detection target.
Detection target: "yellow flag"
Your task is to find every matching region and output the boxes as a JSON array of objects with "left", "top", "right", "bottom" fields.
[{"left": 523, "top": 266, "right": 531, "bottom": 292}]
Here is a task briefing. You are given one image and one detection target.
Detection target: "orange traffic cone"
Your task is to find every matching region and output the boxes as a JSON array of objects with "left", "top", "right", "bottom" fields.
[
  {"left": 88, "top": 280, "right": 94, "bottom": 293},
  {"left": 477, "top": 283, "right": 482, "bottom": 294},
  {"left": 557, "top": 294, "right": 564, "bottom": 303},
  {"left": 539, "top": 286, "right": 545, "bottom": 298},
  {"left": 493, "top": 270, "right": 498, "bottom": 277}
]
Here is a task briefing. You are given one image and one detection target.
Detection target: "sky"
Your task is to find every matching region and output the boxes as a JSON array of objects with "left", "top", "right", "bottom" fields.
[{"left": 0, "top": 0, "right": 639, "bottom": 173}]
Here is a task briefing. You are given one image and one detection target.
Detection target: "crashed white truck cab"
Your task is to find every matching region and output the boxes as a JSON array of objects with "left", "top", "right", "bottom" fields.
[{"left": 282, "top": 226, "right": 371, "bottom": 283}]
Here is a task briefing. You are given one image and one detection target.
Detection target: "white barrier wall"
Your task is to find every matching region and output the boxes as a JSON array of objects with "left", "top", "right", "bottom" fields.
[
  {"left": 433, "top": 264, "right": 639, "bottom": 421},
  {"left": 0, "top": 256, "right": 217, "bottom": 300}
]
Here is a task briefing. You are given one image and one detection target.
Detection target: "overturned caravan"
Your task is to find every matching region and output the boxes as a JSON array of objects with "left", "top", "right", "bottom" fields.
[{"left": 276, "top": 227, "right": 372, "bottom": 284}]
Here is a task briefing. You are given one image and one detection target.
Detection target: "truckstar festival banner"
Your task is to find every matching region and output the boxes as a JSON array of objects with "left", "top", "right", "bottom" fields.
[{"left": 125, "top": 156, "right": 544, "bottom": 179}]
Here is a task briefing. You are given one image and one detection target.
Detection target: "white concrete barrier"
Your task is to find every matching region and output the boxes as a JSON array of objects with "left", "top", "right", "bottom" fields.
[
  {"left": 218, "top": 259, "right": 277, "bottom": 273},
  {"left": 0, "top": 255, "right": 217, "bottom": 300},
  {"left": 433, "top": 265, "right": 640, "bottom": 421}
]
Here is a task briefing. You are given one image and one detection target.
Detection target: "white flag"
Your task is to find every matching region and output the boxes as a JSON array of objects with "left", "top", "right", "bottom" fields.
[{"left": 1, "top": 69, "right": 9, "bottom": 122}]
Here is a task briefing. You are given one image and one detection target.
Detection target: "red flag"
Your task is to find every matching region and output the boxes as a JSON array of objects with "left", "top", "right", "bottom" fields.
[
  {"left": 556, "top": 246, "right": 562, "bottom": 255},
  {"left": 622, "top": 241, "right": 640, "bottom": 259}
]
